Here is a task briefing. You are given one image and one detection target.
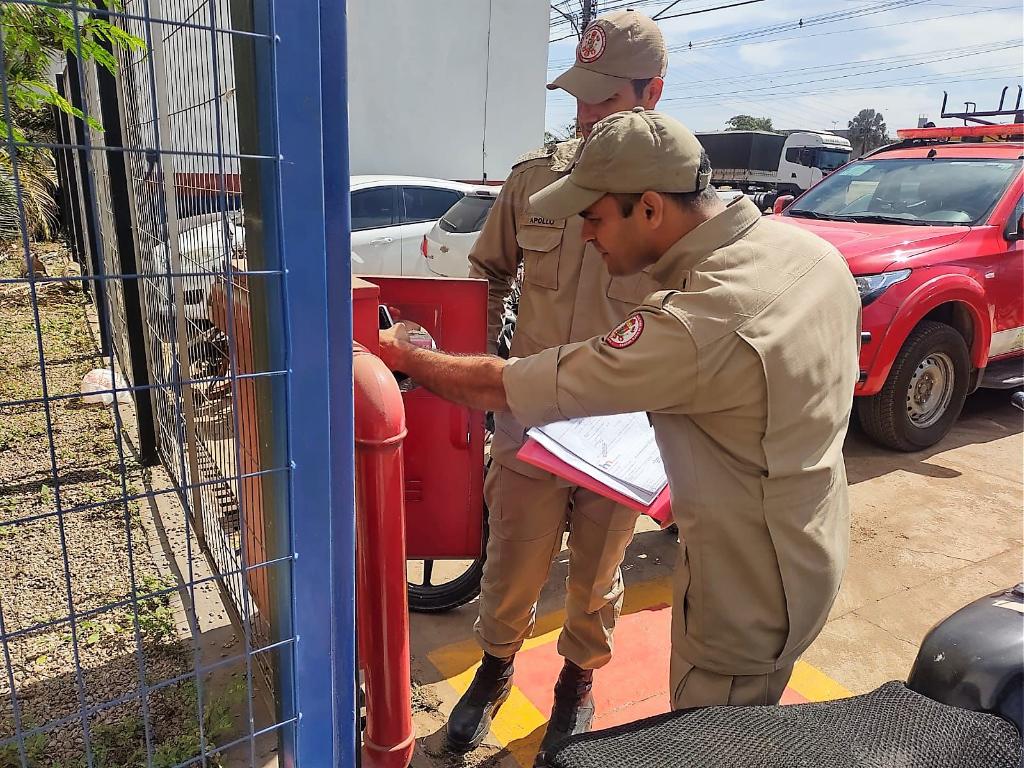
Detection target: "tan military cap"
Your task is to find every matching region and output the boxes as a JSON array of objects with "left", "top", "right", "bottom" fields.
[
  {"left": 529, "top": 108, "right": 711, "bottom": 220},
  {"left": 548, "top": 10, "right": 668, "bottom": 104}
]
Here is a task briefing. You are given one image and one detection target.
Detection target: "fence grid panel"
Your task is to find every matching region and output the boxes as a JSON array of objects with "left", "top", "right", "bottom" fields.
[{"left": 1, "top": 0, "right": 349, "bottom": 764}]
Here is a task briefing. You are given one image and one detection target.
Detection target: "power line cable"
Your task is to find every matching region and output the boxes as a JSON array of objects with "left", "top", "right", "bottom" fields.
[
  {"left": 644, "top": 70, "right": 1022, "bottom": 132},
  {"left": 550, "top": 0, "right": 907, "bottom": 64},
  {"left": 670, "top": 3, "right": 1020, "bottom": 52},
  {"left": 660, "top": 68, "right": 1023, "bottom": 103},
  {"left": 684, "top": 57, "right": 843, "bottom": 125},
  {"left": 549, "top": 41, "right": 1020, "bottom": 108},
  {"left": 656, "top": 0, "right": 767, "bottom": 22},
  {"left": 550, "top": 0, "right": 750, "bottom": 39},
  {"left": 658, "top": 41, "right": 1021, "bottom": 100},
  {"left": 653, "top": 39, "right": 1021, "bottom": 89},
  {"left": 548, "top": 0, "right": 1015, "bottom": 64},
  {"left": 676, "top": 0, "right": 933, "bottom": 50}
]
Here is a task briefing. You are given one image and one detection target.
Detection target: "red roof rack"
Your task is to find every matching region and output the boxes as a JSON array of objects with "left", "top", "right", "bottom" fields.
[{"left": 896, "top": 124, "right": 1024, "bottom": 140}]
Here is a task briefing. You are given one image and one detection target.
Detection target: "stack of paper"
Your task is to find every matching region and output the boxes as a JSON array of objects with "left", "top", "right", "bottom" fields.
[{"left": 527, "top": 412, "right": 668, "bottom": 506}]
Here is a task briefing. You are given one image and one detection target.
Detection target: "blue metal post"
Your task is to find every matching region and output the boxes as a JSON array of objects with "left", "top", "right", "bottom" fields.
[
  {"left": 318, "top": 0, "right": 359, "bottom": 762},
  {"left": 270, "top": 0, "right": 356, "bottom": 764}
]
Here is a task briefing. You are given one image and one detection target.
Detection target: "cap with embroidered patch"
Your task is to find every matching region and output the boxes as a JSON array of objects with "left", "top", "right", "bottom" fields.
[
  {"left": 529, "top": 108, "right": 711, "bottom": 220},
  {"left": 548, "top": 10, "right": 667, "bottom": 104}
]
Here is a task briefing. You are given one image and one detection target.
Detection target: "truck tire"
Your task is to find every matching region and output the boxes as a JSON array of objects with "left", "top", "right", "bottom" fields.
[{"left": 857, "top": 321, "right": 970, "bottom": 452}]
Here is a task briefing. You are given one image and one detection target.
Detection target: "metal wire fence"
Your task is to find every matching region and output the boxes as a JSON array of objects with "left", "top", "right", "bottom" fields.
[
  {"left": 115, "top": 0, "right": 272, "bottom": 655},
  {"left": 1, "top": 0, "right": 353, "bottom": 764}
]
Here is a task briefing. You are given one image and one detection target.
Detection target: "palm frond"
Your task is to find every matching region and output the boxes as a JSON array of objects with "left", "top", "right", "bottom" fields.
[{"left": 0, "top": 143, "right": 59, "bottom": 243}]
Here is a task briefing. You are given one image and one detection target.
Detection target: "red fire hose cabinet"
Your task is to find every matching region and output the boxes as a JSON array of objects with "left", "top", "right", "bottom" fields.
[{"left": 352, "top": 276, "right": 487, "bottom": 766}]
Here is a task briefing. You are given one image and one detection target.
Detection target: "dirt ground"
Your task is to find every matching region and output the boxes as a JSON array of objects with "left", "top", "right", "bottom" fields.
[
  {"left": 0, "top": 246, "right": 272, "bottom": 768},
  {"left": 406, "top": 388, "right": 1024, "bottom": 767}
]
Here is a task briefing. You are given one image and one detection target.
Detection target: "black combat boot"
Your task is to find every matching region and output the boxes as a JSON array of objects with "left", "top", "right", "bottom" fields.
[
  {"left": 445, "top": 652, "right": 515, "bottom": 753},
  {"left": 535, "top": 659, "right": 596, "bottom": 765}
]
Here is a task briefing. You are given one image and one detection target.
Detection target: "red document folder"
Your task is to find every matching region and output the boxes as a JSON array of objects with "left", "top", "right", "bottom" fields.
[{"left": 517, "top": 438, "right": 673, "bottom": 526}]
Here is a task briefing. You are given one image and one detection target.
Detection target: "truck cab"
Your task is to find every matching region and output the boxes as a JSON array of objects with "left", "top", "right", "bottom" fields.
[
  {"left": 776, "top": 131, "right": 853, "bottom": 195},
  {"left": 778, "top": 124, "right": 1023, "bottom": 451},
  {"left": 697, "top": 129, "right": 851, "bottom": 195}
]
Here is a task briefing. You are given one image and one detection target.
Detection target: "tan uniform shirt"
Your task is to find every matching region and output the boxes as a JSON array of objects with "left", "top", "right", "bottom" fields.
[
  {"left": 503, "top": 197, "right": 861, "bottom": 675},
  {"left": 469, "top": 139, "right": 660, "bottom": 478}
]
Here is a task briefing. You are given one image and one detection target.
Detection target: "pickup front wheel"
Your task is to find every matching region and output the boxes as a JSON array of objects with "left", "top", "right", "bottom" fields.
[{"left": 857, "top": 321, "right": 970, "bottom": 451}]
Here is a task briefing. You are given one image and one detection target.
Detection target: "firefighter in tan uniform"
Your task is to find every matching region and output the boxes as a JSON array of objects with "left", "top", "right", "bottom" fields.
[
  {"left": 378, "top": 109, "right": 860, "bottom": 758},
  {"left": 447, "top": 10, "right": 669, "bottom": 754}
]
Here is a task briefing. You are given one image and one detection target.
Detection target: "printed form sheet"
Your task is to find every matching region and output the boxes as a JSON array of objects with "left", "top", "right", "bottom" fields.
[{"left": 528, "top": 412, "right": 668, "bottom": 506}]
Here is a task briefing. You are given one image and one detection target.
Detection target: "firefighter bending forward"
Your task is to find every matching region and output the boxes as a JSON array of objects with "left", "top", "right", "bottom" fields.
[{"left": 379, "top": 109, "right": 860, "bottom": 760}]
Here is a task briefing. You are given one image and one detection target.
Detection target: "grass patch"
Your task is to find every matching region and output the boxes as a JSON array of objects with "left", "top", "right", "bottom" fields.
[
  {"left": 135, "top": 574, "right": 178, "bottom": 643},
  {"left": 0, "top": 680, "right": 245, "bottom": 768},
  {"left": 89, "top": 679, "right": 244, "bottom": 768},
  {"left": 0, "top": 734, "right": 48, "bottom": 768}
]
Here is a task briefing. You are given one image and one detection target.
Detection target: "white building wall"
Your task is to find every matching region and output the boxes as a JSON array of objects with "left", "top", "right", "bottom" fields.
[{"left": 347, "top": 0, "right": 550, "bottom": 182}]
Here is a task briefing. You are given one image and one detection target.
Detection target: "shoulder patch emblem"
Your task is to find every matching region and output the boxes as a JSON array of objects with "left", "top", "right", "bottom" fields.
[
  {"left": 578, "top": 25, "right": 607, "bottom": 63},
  {"left": 605, "top": 313, "right": 644, "bottom": 349}
]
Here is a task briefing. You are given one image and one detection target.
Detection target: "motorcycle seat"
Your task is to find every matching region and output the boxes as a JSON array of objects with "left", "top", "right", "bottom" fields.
[{"left": 544, "top": 681, "right": 1022, "bottom": 768}]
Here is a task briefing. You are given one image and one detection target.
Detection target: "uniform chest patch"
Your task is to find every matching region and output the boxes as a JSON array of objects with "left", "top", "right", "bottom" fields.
[
  {"left": 605, "top": 313, "right": 644, "bottom": 349},
  {"left": 525, "top": 215, "right": 563, "bottom": 228},
  {"left": 578, "top": 25, "right": 607, "bottom": 63}
]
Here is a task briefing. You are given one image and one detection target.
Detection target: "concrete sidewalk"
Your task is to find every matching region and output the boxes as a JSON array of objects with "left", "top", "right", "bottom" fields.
[{"left": 408, "top": 389, "right": 1023, "bottom": 767}]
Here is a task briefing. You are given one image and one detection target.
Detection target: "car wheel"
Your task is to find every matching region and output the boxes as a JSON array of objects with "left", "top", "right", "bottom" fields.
[
  {"left": 857, "top": 321, "right": 970, "bottom": 452},
  {"left": 407, "top": 506, "right": 488, "bottom": 613}
]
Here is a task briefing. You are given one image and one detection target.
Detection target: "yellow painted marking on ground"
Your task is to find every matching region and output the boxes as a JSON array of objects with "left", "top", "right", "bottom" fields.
[
  {"left": 424, "top": 578, "right": 675, "bottom": 766},
  {"left": 440, "top": 661, "right": 547, "bottom": 737},
  {"left": 433, "top": 655, "right": 547, "bottom": 767},
  {"left": 424, "top": 577, "right": 850, "bottom": 766},
  {"left": 788, "top": 659, "right": 853, "bottom": 701}
]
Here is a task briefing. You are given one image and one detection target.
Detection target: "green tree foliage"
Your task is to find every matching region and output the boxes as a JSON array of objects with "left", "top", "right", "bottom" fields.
[
  {"left": 2, "top": 2, "right": 143, "bottom": 141},
  {"left": 1, "top": 105, "right": 58, "bottom": 241},
  {"left": 1, "top": 2, "right": 142, "bottom": 241},
  {"left": 725, "top": 114, "right": 774, "bottom": 132},
  {"left": 847, "top": 108, "right": 890, "bottom": 155}
]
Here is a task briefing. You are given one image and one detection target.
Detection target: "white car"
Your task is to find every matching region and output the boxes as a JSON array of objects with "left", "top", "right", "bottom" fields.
[
  {"left": 421, "top": 187, "right": 502, "bottom": 277},
  {"left": 714, "top": 187, "right": 745, "bottom": 204},
  {"left": 420, "top": 187, "right": 753, "bottom": 279},
  {"left": 350, "top": 175, "right": 490, "bottom": 276},
  {"left": 160, "top": 175, "right": 485, "bottom": 329}
]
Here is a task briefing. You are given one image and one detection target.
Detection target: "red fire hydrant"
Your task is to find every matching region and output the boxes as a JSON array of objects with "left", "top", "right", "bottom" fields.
[{"left": 353, "top": 342, "right": 415, "bottom": 767}]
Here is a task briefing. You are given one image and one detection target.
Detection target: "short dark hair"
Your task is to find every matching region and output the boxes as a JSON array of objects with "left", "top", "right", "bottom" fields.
[
  {"left": 611, "top": 151, "right": 716, "bottom": 216},
  {"left": 631, "top": 78, "right": 654, "bottom": 98}
]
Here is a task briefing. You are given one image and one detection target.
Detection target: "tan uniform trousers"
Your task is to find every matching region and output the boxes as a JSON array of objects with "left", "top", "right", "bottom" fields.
[
  {"left": 671, "top": 658, "right": 794, "bottom": 710},
  {"left": 669, "top": 538, "right": 793, "bottom": 710},
  {"left": 474, "top": 463, "right": 641, "bottom": 670}
]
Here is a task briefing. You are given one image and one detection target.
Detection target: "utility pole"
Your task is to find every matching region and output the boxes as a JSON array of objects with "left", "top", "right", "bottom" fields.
[
  {"left": 550, "top": 1, "right": 598, "bottom": 41},
  {"left": 581, "top": 0, "right": 595, "bottom": 31}
]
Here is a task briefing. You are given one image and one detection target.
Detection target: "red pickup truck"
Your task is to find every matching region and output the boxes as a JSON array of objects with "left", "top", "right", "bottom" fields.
[{"left": 777, "top": 125, "right": 1023, "bottom": 451}]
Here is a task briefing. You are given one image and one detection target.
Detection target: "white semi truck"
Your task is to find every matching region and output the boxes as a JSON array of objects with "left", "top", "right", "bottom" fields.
[{"left": 696, "top": 130, "right": 853, "bottom": 196}]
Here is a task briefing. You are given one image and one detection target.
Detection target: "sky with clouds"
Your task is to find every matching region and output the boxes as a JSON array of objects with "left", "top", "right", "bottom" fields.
[{"left": 545, "top": 0, "right": 1024, "bottom": 136}]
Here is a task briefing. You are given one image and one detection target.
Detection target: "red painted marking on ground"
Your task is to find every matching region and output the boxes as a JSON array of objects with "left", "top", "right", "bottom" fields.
[
  {"left": 780, "top": 687, "right": 810, "bottom": 705},
  {"left": 514, "top": 601, "right": 803, "bottom": 728}
]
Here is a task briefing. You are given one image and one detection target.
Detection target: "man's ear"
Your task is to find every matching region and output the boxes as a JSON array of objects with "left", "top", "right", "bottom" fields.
[
  {"left": 639, "top": 190, "right": 665, "bottom": 228},
  {"left": 644, "top": 77, "right": 665, "bottom": 109}
]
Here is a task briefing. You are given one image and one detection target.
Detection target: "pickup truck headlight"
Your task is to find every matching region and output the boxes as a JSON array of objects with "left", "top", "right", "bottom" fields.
[{"left": 855, "top": 269, "right": 911, "bottom": 305}]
